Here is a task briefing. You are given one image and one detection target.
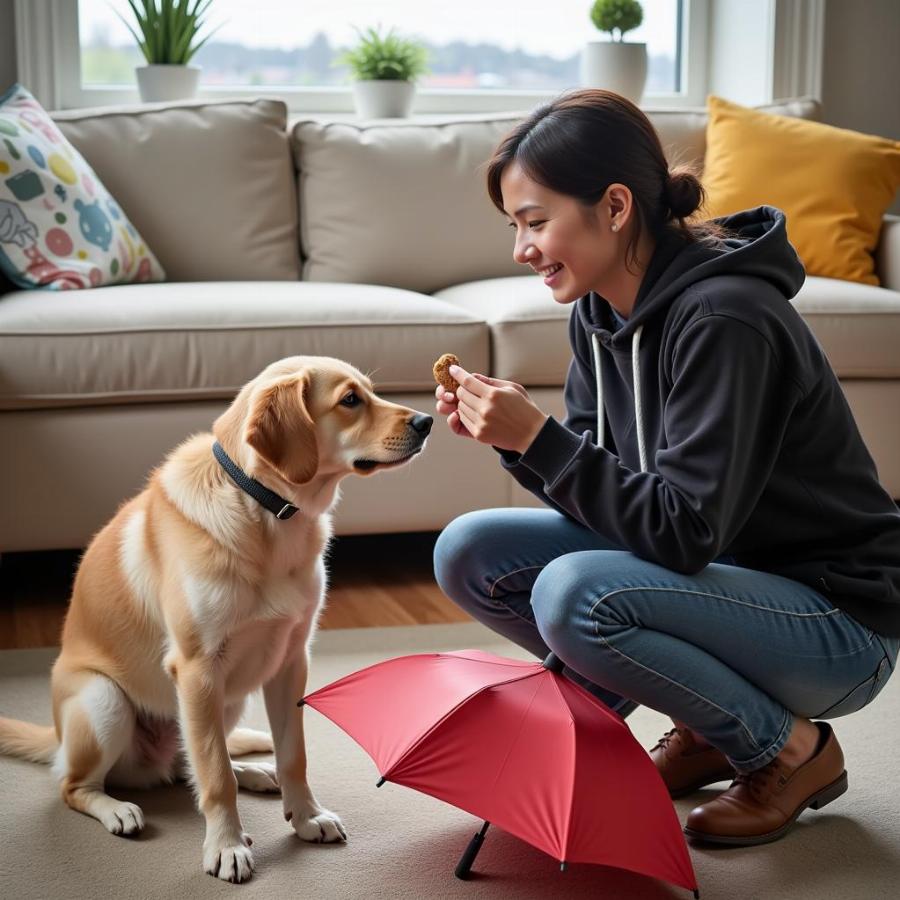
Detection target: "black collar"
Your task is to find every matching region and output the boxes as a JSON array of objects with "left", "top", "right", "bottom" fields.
[{"left": 212, "top": 441, "right": 299, "bottom": 520}]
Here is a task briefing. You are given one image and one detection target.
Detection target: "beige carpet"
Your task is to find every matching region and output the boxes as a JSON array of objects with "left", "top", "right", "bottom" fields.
[{"left": 1, "top": 622, "right": 898, "bottom": 900}]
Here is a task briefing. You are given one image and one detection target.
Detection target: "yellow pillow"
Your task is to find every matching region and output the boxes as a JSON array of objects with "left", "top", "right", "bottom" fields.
[{"left": 702, "top": 95, "right": 900, "bottom": 286}]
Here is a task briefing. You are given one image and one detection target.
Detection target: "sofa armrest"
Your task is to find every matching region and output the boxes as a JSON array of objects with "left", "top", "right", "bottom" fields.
[{"left": 875, "top": 214, "right": 900, "bottom": 292}]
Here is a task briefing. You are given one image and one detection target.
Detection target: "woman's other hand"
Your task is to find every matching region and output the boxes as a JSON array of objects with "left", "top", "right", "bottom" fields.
[
  {"left": 436, "top": 364, "right": 547, "bottom": 453},
  {"left": 435, "top": 380, "right": 474, "bottom": 439}
]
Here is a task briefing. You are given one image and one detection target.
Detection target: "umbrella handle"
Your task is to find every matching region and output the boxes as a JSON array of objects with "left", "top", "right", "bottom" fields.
[
  {"left": 454, "top": 821, "right": 490, "bottom": 880},
  {"left": 542, "top": 652, "right": 565, "bottom": 673}
]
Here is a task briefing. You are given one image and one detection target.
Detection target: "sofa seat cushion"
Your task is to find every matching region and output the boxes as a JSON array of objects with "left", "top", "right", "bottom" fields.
[
  {"left": 436, "top": 274, "right": 900, "bottom": 385},
  {"left": 792, "top": 276, "right": 900, "bottom": 377},
  {"left": 434, "top": 277, "right": 569, "bottom": 385},
  {"left": 0, "top": 282, "right": 488, "bottom": 410}
]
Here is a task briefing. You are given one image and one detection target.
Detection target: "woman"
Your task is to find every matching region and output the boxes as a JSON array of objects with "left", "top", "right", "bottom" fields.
[{"left": 432, "top": 90, "right": 900, "bottom": 847}]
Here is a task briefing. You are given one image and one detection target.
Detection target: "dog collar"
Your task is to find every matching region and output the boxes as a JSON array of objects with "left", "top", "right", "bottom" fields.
[{"left": 212, "top": 441, "right": 299, "bottom": 520}]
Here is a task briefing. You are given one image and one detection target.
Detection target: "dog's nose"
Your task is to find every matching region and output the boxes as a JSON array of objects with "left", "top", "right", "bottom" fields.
[{"left": 409, "top": 413, "right": 433, "bottom": 435}]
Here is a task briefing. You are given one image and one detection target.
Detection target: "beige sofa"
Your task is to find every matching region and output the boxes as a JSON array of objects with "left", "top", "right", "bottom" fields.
[{"left": 1, "top": 96, "right": 898, "bottom": 552}]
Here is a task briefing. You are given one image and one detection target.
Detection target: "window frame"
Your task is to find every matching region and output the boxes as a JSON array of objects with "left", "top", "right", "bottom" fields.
[{"left": 22, "top": 0, "right": 711, "bottom": 112}]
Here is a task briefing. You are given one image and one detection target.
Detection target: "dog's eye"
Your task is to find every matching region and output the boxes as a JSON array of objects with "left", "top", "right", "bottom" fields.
[{"left": 340, "top": 391, "right": 362, "bottom": 408}]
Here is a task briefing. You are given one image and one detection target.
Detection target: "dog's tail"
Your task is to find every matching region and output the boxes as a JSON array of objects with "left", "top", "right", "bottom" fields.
[
  {"left": 0, "top": 717, "right": 59, "bottom": 764},
  {"left": 226, "top": 727, "right": 274, "bottom": 757}
]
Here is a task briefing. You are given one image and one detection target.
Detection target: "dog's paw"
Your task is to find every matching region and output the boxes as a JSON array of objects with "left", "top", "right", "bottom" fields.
[
  {"left": 101, "top": 800, "right": 145, "bottom": 836},
  {"left": 203, "top": 834, "right": 255, "bottom": 883},
  {"left": 232, "top": 761, "right": 280, "bottom": 793},
  {"left": 287, "top": 806, "right": 347, "bottom": 843}
]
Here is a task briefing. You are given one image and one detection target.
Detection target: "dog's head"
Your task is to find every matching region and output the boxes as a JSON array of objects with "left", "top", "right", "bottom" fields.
[{"left": 213, "top": 356, "right": 432, "bottom": 485}]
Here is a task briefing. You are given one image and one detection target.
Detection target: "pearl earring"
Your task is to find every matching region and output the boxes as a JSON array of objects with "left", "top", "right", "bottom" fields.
[{"left": 611, "top": 222, "right": 619, "bottom": 232}]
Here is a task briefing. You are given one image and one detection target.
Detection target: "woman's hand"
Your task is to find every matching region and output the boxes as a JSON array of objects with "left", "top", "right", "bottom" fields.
[{"left": 434, "top": 364, "right": 548, "bottom": 454}]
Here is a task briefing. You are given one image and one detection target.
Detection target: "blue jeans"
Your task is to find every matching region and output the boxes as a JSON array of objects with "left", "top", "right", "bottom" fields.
[{"left": 433, "top": 508, "right": 900, "bottom": 772}]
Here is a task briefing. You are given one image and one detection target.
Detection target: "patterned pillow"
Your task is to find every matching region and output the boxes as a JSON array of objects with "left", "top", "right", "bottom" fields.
[{"left": 0, "top": 84, "right": 165, "bottom": 290}]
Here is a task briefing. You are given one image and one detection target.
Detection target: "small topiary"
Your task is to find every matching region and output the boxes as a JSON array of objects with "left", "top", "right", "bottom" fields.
[{"left": 590, "top": 0, "right": 644, "bottom": 42}]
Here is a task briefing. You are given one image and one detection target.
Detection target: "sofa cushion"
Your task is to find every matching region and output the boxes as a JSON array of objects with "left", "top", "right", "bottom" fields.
[
  {"left": 0, "top": 84, "right": 165, "bottom": 290},
  {"left": 0, "top": 282, "right": 488, "bottom": 410},
  {"left": 52, "top": 99, "right": 300, "bottom": 282},
  {"left": 436, "top": 275, "right": 900, "bottom": 385},
  {"left": 292, "top": 113, "right": 526, "bottom": 294},
  {"left": 702, "top": 95, "right": 900, "bottom": 286}
]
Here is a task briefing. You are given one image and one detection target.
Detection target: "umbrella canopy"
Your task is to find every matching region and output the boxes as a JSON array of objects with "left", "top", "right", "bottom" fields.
[{"left": 301, "top": 649, "right": 697, "bottom": 894}]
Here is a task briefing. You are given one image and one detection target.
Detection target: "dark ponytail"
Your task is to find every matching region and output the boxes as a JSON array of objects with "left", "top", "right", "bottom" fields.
[
  {"left": 486, "top": 89, "right": 727, "bottom": 271},
  {"left": 665, "top": 166, "right": 705, "bottom": 220}
]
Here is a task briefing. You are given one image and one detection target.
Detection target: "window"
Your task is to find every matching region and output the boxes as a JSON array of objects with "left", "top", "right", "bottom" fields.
[{"left": 50, "top": 0, "right": 710, "bottom": 111}]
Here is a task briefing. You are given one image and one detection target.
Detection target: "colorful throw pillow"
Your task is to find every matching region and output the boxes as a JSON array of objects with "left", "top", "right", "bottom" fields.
[
  {"left": 702, "top": 95, "right": 900, "bottom": 286},
  {"left": 0, "top": 84, "right": 165, "bottom": 290}
]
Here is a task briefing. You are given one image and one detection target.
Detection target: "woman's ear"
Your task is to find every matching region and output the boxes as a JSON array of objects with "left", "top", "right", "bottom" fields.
[
  {"left": 245, "top": 375, "right": 319, "bottom": 485},
  {"left": 605, "top": 183, "right": 633, "bottom": 228}
]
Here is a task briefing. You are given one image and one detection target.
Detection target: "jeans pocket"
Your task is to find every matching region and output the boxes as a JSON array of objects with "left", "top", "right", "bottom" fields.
[{"left": 815, "top": 656, "right": 891, "bottom": 719}]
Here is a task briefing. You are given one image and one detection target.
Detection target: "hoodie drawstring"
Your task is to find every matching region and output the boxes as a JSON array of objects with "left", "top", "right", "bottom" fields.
[
  {"left": 591, "top": 332, "right": 605, "bottom": 452},
  {"left": 591, "top": 326, "right": 648, "bottom": 473}
]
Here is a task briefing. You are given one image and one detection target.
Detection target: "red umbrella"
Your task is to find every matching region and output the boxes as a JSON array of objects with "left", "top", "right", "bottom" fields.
[{"left": 300, "top": 649, "right": 699, "bottom": 896}]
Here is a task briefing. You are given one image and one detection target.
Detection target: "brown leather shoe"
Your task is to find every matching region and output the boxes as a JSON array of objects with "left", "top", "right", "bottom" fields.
[
  {"left": 683, "top": 721, "right": 848, "bottom": 846},
  {"left": 649, "top": 726, "right": 735, "bottom": 799}
]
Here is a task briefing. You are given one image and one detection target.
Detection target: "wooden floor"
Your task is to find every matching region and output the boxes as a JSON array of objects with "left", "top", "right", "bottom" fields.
[{"left": 0, "top": 531, "right": 470, "bottom": 650}]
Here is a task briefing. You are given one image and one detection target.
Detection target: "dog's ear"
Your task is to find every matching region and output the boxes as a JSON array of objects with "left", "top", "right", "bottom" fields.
[{"left": 245, "top": 375, "right": 318, "bottom": 485}]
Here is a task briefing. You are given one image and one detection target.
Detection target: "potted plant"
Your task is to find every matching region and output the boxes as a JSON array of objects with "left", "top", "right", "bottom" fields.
[
  {"left": 337, "top": 25, "right": 429, "bottom": 119},
  {"left": 581, "top": 0, "right": 648, "bottom": 104},
  {"left": 117, "top": 0, "right": 220, "bottom": 103}
]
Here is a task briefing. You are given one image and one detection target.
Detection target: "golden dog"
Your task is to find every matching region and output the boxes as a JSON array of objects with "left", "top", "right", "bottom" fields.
[{"left": 0, "top": 356, "right": 433, "bottom": 883}]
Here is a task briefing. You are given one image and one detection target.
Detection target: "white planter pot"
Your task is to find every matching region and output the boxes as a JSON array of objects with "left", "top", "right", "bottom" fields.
[
  {"left": 136, "top": 65, "right": 201, "bottom": 103},
  {"left": 352, "top": 80, "right": 416, "bottom": 119},
  {"left": 580, "top": 42, "right": 648, "bottom": 105}
]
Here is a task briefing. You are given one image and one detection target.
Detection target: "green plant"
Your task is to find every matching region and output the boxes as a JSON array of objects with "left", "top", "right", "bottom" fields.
[
  {"left": 590, "top": 0, "right": 644, "bottom": 41},
  {"left": 117, "top": 0, "right": 220, "bottom": 65},
  {"left": 337, "top": 25, "right": 429, "bottom": 81}
]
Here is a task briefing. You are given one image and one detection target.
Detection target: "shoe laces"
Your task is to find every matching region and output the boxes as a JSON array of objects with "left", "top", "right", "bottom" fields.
[
  {"left": 650, "top": 727, "right": 685, "bottom": 753},
  {"left": 732, "top": 759, "right": 787, "bottom": 802}
]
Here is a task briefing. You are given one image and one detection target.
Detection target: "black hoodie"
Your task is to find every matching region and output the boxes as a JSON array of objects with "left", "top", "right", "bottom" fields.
[{"left": 498, "top": 206, "right": 900, "bottom": 638}]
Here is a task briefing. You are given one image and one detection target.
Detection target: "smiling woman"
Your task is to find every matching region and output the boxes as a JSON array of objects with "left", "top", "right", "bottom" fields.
[{"left": 432, "top": 87, "right": 900, "bottom": 851}]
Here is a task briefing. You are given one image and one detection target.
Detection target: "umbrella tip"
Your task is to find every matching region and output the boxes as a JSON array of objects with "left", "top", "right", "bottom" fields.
[
  {"left": 297, "top": 698, "right": 306, "bottom": 707},
  {"left": 376, "top": 776, "right": 386, "bottom": 788},
  {"left": 693, "top": 891, "right": 700, "bottom": 899},
  {"left": 560, "top": 861, "right": 568, "bottom": 872}
]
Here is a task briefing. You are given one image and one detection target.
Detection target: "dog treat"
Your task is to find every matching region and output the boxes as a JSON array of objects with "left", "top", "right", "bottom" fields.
[{"left": 433, "top": 353, "right": 461, "bottom": 392}]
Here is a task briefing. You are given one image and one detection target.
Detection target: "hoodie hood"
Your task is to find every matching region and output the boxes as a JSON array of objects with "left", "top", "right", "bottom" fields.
[
  {"left": 576, "top": 206, "right": 806, "bottom": 470},
  {"left": 577, "top": 206, "right": 806, "bottom": 341}
]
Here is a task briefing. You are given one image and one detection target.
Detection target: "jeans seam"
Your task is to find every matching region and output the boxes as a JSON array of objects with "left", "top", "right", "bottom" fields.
[
  {"left": 589, "top": 617, "right": 765, "bottom": 753},
  {"left": 589, "top": 587, "right": 871, "bottom": 659},
  {"left": 813, "top": 665, "right": 879, "bottom": 718},
  {"left": 588, "top": 586, "right": 843, "bottom": 621},
  {"left": 488, "top": 565, "right": 545, "bottom": 599}
]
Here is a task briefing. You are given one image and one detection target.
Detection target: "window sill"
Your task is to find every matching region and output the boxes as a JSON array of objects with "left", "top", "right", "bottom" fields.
[{"left": 61, "top": 85, "right": 702, "bottom": 117}]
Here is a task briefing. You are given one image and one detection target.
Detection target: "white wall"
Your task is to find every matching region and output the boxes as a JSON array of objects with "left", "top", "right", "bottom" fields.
[
  {"left": 0, "top": 0, "right": 16, "bottom": 91},
  {"left": 821, "top": 0, "right": 900, "bottom": 140},
  {"left": 707, "top": 0, "right": 775, "bottom": 106},
  {"left": 821, "top": 0, "right": 900, "bottom": 214}
]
